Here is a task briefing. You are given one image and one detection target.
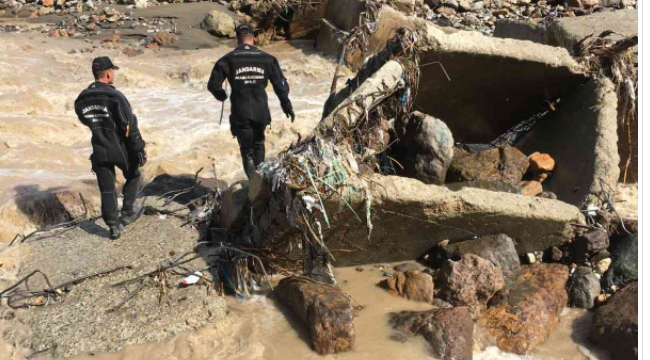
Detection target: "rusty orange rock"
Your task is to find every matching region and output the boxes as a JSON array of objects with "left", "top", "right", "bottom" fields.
[{"left": 528, "top": 152, "right": 555, "bottom": 173}]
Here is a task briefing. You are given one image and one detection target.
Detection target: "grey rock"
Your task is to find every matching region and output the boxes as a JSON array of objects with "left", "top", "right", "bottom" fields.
[
  {"left": 441, "top": 234, "right": 521, "bottom": 289},
  {"left": 393, "top": 111, "right": 454, "bottom": 185},
  {"left": 201, "top": 10, "right": 236, "bottom": 38},
  {"left": 436, "top": 254, "right": 506, "bottom": 316},
  {"left": 568, "top": 266, "right": 601, "bottom": 308},
  {"left": 391, "top": 307, "right": 473, "bottom": 360}
]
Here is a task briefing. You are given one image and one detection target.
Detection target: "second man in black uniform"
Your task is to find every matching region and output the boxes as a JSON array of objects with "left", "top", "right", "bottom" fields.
[
  {"left": 75, "top": 57, "right": 147, "bottom": 240},
  {"left": 208, "top": 23, "right": 295, "bottom": 180}
]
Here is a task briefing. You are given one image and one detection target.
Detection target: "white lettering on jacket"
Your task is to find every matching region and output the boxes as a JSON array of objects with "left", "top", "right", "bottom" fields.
[{"left": 235, "top": 67, "right": 264, "bottom": 76}]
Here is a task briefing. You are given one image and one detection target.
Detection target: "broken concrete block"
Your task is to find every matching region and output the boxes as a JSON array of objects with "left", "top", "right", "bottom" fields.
[
  {"left": 479, "top": 263, "right": 569, "bottom": 355},
  {"left": 447, "top": 146, "right": 529, "bottom": 185},
  {"left": 494, "top": 19, "right": 548, "bottom": 44},
  {"left": 379, "top": 270, "right": 434, "bottom": 304},
  {"left": 316, "top": 18, "right": 348, "bottom": 57},
  {"left": 391, "top": 307, "right": 474, "bottom": 360},
  {"left": 392, "top": 111, "right": 454, "bottom": 185},
  {"left": 323, "top": 0, "right": 366, "bottom": 31},
  {"left": 219, "top": 181, "right": 248, "bottom": 229},
  {"left": 249, "top": 173, "right": 584, "bottom": 266},
  {"left": 275, "top": 277, "right": 355, "bottom": 354}
]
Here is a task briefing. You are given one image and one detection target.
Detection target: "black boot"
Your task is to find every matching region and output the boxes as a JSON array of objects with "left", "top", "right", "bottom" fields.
[
  {"left": 121, "top": 207, "right": 143, "bottom": 227},
  {"left": 109, "top": 224, "right": 123, "bottom": 240}
]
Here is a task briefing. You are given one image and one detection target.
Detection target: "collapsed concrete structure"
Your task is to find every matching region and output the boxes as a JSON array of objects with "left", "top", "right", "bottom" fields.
[
  {"left": 212, "top": 13, "right": 633, "bottom": 274},
  {"left": 317, "top": 6, "right": 620, "bottom": 209}
]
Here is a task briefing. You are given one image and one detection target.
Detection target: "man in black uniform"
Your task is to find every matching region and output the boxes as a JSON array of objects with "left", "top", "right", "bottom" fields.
[
  {"left": 208, "top": 23, "right": 295, "bottom": 180},
  {"left": 75, "top": 57, "right": 147, "bottom": 240}
]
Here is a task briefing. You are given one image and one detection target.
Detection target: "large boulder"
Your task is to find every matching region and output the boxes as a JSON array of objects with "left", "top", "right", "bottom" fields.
[
  {"left": 603, "top": 233, "right": 638, "bottom": 290},
  {"left": 202, "top": 11, "right": 236, "bottom": 38},
  {"left": 379, "top": 270, "right": 434, "bottom": 304},
  {"left": 391, "top": 307, "right": 474, "bottom": 360},
  {"left": 446, "top": 146, "right": 529, "bottom": 185},
  {"left": 275, "top": 277, "right": 355, "bottom": 354},
  {"left": 479, "top": 263, "right": 569, "bottom": 355},
  {"left": 435, "top": 254, "right": 505, "bottom": 316},
  {"left": 393, "top": 111, "right": 455, "bottom": 185},
  {"left": 590, "top": 282, "right": 638, "bottom": 360},
  {"left": 434, "top": 233, "right": 521, "bottom": 289},
  {"left": 567, "top": 266, "right": 601, "bottom": 309}
]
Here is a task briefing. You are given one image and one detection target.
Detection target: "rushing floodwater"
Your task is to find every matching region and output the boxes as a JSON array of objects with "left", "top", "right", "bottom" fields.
[{"left": 0, "top": 29, "right": 612, "bottom": 360}]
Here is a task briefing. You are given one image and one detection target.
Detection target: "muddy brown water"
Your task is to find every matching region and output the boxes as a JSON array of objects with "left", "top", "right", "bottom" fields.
[{"left": 16, "top": 266, "right": 607, "bottom": 360}]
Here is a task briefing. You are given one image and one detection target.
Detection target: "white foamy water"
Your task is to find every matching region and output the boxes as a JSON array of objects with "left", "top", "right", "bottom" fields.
[{"left": 0, "top": 33, "right": 335, "bottom": 242}]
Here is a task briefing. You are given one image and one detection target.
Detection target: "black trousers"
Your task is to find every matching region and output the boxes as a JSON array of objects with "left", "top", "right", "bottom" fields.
[
  {"left": 236, "top": 119, "right": 267, "bottom": 179},
  {"left": 92, "top": 156, "right": 141, "bottom": 227}
]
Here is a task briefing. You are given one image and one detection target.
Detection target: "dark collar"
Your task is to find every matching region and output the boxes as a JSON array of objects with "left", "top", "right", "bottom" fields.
[{"left": 90, "top": 81, "right": 115, "bottom": 89}]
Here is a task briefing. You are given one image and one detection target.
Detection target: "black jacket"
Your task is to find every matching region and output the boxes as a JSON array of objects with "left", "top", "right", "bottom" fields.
[
  {"left": 208, "top": 45, "right": 292, "bottom": 125},
  {"left": 75, "top": 82, "right": 145, "bottom": 165}
]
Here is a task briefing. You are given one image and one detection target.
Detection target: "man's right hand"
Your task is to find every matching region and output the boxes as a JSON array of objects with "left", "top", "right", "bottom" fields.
[
  {"left": 215, "top": 89, "right": 227, "bottom": 102},
  {"left": 137, "top": 149, "right": 147, "bottom": 167},
  {"left": 285, "top": 110, "right": 295, "bottom": 123}
]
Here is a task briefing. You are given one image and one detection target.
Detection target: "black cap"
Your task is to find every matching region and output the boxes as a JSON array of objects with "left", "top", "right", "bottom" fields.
[
  {"left": 92, "top": 56, "right": 120, "bottom": 72},
  {"left": 235, "top": 23, "right": 254, "bottom": 37}
]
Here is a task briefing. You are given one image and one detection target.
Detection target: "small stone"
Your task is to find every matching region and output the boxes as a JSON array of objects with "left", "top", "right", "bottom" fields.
[
  {"left": 38, "top": 7, "right": 52, "bottom": 16},
  {"left": 492, "top": 8, "right": 509, "bottom": 16},
  {"left": 435, "top": 5, "right": 458, "bottom": 14},
  {"left": 49, "top": 30, "right": 60, "bottom": 37},
  {"left": 102, "top": 34, "right": 120, "bottom": 44},
  {"left": 595, "top": 258, "right": 611, "bottom": 274},
  {"left": 42, "top": 0, "right": 54, "bottom": 6},
  {"left": 85, "top": 22, "right": 96, "bottom": 31},
  {"left": 518, "top": 180, "right": 543, "bottom": 196},
  {"left": 527, "top": 253, "right": 536, "bottom": 264},
  {"left": 122, "top": 47, "right": 139, "bottom": 57},
  {"left": 528, "top": 152, "right": 555, "bottom": 173},
  {"left": 383, "top": 272, "right": 393, "bottom": 277},
  {"left": 58, "top": 29, "right": 68, "bottom": 37},
  {"left": 355, "top": 267, "right": 364, "bottom": 272},
  {"left": 537, "top": 191, "right": 558, "bottom": 199},
  {"left": 596, "top": 293, "right": 611, "bottom": 304}
]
